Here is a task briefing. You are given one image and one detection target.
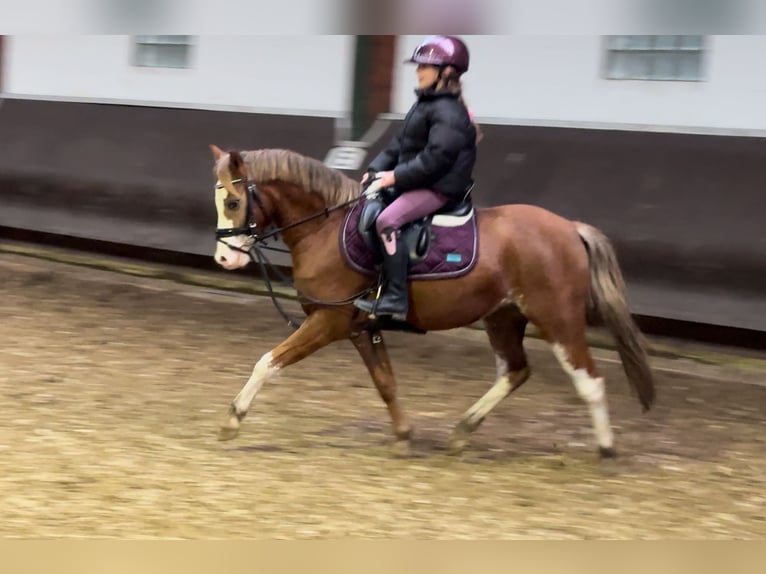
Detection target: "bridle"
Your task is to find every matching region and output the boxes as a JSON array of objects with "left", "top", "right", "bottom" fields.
[
  {"left": 214, "top": 177, "right": 269, "bottom": 248},
  {"left": 214, "top": 176, "right": 376, "bottom": 329}
]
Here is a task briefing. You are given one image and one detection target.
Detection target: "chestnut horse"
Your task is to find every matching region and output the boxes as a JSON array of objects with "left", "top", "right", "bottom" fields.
[{"left": 209, "top": 144, "right": 655, "bottom": 458}]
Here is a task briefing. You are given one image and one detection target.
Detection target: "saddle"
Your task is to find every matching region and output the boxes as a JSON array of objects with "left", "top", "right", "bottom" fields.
[{"left": 357, "top": 186, "right": 475, "bottom": 264}]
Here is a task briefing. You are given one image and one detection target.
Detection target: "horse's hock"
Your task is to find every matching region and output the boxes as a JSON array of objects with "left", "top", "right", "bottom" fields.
[{"left": 0, "top": 99, "right": 764, "bottom": 331}]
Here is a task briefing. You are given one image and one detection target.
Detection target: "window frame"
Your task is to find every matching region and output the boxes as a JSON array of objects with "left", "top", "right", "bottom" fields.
[
  {"left": 132, "top": 35, "right": 195, "bottom": 70},
  {"left": 602, "top": 35, "right": 706, "bottom": 82}
]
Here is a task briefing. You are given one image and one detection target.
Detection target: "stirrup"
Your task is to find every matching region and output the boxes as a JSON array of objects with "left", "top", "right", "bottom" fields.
[
  {"left": 354, "top": 284, "right": 383, "bottom": 317},
  {"left": 354, "top": 285, "right": 407, "bottom": 322},
  {"left": 358, "top": 306, "right": 408, "bottom": 323}
]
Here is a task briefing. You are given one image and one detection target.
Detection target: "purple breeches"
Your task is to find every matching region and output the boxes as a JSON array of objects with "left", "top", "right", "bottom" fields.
[{"left": 375, "top": 189, "right": 451, "bottom": 235}]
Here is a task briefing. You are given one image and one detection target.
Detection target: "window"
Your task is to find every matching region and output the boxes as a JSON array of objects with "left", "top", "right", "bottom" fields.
[
  {"left": 603, "top": 36, "right": 705, "bottom": 81},
  {"left": 133, "top": 36, "right": 193, "bottom": 69}
]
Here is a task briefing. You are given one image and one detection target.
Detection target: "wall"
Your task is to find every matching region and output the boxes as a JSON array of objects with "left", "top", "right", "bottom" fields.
[
  {"left": 392, "top": 35, "right": 766, "bottom": 134},
  {"left": 0, "top": 99, "right": 337, "bottom": 263},
  {"left": 4, "top": 35, "right": 355, "bottom": 116},
  {"left": 12, "top": 34, "right": 766, "bottom": 132}
]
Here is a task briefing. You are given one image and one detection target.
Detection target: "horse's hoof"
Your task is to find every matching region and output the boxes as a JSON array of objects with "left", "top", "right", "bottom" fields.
[
  {"left": 599, "top": 446, "right": 618, "bottom": 459},
  {"left": 448, "top": 439, "right": 467, "bottom": 455},
  {"left": 217, "top": 423, "right": 240, "bottom": 441},
  {"left": 218, "top": 426, "right": 240, "bottom": 441},
  {"left": 448, "top": 420, "right": 472, "bottom": 455},
  {"left": 448, "top": 431, "right": 470, "bottom": 455},
  {"left": 391, "top": 439, "right": 412, "bottom": 458}
]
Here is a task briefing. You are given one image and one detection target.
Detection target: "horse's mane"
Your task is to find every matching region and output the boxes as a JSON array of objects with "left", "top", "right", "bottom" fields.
[{"left": 241, "top": 149, "right": 361, "bottom": 207}]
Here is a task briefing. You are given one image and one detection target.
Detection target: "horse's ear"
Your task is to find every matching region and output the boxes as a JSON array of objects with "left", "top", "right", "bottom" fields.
[
  {"left": 209, "top": 144, "right": 224, "bottom": 160},
  {"left": 228, "top": 150, "right": 244, "bottom": 173}
]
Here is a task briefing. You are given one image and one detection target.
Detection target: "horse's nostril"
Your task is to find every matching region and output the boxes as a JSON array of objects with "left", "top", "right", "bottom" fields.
[{"left": 219, "top": 255, "right": 227, "bottom": 263}]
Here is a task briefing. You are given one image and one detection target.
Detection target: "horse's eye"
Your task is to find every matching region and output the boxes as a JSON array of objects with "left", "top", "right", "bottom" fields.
[{"left": 226, "top": 200, "right": 240, "bottom": 210}]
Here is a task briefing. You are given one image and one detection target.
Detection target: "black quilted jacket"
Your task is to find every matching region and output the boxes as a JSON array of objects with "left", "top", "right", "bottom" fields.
[{"left": 369, "top": 88, "right": 477, "bottom": 199}]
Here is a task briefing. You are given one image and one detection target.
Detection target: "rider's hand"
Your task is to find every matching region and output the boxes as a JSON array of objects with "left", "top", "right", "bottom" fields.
[
  {"left": 378, "top": 171, "right": 396, "bottom": 188},
  {"left": 361, "top": 172, "right": 370, "bottom": 185}
]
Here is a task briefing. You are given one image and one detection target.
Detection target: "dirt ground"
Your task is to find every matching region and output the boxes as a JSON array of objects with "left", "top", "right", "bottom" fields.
[{"left": 0, "top": 248, "right": 764, "bottom": 539}]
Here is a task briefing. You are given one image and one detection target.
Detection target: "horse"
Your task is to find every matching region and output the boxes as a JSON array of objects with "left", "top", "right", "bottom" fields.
[{"left": 208, "top": 144, "right": 655, "bottom": 458}]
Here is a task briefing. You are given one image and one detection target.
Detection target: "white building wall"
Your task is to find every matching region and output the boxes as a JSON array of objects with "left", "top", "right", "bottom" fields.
[
  {"left": 6, "top": 35, "right": 766, "bottom": 133},
  {"left": 393, "top": 35, "right": 766, "bottom": 134},
  {"left": 3, "top": 35, "right": 355, "bottom": 117}
]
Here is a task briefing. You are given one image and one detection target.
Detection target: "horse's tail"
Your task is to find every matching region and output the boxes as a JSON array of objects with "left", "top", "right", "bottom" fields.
[{"left": 575, "top": 222, "right": 655, "bottom": 412}]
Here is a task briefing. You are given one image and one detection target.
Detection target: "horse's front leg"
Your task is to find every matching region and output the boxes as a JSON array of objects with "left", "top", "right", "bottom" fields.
[
  {"left": 218, "top": 310, "right": 351, "bottom": 441},
  {"left": 350, "top": 327, "right": 412, "bottom": 455}
]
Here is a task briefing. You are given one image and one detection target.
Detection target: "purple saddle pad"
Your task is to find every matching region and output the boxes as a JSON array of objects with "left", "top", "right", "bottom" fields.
[{"left": 340, "top": 198, "right": 479, "bottom": 280}]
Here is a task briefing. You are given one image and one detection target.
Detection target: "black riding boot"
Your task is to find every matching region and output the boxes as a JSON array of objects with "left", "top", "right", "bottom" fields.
[{"left": 354, "top": 228, "right": 409, "bottom": 321}]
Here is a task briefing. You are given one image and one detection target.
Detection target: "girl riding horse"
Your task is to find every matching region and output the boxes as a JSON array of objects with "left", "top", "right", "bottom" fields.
[{"left": 354, "top": 35, "right": 480, "bottom": 321}]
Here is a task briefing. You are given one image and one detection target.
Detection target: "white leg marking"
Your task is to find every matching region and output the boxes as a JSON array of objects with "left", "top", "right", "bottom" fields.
[
  {"left": 464, "top": 375, "right": 512, "bottom": 427},
  {"left": 494, "top": 353, "right": 508, "bottom": 381},
  {"left": 232, "top": 352, "right": 280, "bottom": 415},
  {"left": 551, "top": 343, "right": 614, "bottom": 449}
]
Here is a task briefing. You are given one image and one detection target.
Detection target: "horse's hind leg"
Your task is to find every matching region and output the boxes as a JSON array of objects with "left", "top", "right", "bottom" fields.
[
  {"left": 449, "top": 304, "right": 530, "bottom": 454},
  {"left": 548, "top": 330, "right": 616, "bottom": 459},
  {"left": 531, "top": 294, "right": 616, "bottom": 457},
  {"left": 350, "top": 327, "right": 412, "bottom": 455}
]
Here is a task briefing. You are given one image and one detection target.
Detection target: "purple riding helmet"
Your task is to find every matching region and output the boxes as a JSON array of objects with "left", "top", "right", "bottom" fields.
[{"left": 406, "top": 35, "right": 470, "bottom": 75}]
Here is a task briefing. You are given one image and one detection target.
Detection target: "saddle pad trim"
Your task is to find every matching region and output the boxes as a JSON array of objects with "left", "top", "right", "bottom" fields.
[{"left": 432, "top": 209, "right": 474, "bottom": 228}]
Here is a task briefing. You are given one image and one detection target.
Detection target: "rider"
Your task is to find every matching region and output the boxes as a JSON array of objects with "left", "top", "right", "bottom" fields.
[{"left": 354, "top": 35, "right": 479, "bottom": 321}]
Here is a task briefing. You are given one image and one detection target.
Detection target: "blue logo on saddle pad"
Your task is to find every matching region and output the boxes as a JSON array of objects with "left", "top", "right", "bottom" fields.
[{"left": 446, "top": 253, "right": 462, "bottom": 263}]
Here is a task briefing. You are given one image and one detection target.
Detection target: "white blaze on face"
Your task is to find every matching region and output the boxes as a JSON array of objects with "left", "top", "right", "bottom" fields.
[
  {"left": 213, "top": 180, "right": 251, "bottom": 270},
  {"left": 215, "top": 182, "right": 233, "bottom": 229}
]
